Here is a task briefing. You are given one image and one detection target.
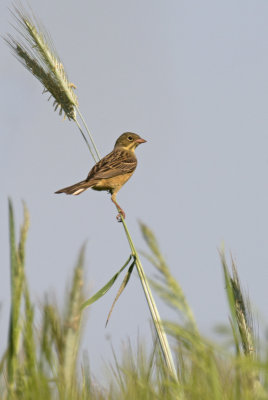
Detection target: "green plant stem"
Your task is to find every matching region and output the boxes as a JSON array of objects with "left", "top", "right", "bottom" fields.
[
  {"left": 74, "top": 118, "right": 98, "bottom": 163},
  {"left": 120, "top": 216, "right": 178, "bottom": 380},
  {"left": 76, "top": 107, "right": 101, "bottom": 161}
]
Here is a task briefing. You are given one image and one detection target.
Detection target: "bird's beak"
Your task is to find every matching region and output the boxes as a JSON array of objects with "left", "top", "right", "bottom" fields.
[{"left": 135, "top": 137, "right": 147, "bottom": 144}]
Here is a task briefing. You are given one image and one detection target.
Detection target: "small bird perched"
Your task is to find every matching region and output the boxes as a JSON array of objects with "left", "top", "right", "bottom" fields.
[{"left": 55, "top": 132, "right": 146, "bottom": 220}]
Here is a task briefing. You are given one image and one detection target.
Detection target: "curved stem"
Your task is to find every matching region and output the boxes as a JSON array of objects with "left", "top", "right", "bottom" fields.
[
  {"left": 76, "top": 107, "right": 101, "bottom": 161},
  {"left": 74, "top": 118, "right": 98, "bottom": 163}
]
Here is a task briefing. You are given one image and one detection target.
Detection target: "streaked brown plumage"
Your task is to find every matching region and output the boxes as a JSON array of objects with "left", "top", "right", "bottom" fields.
[{"left": 55, "top": 132, "right": 146, "bottom": 219}]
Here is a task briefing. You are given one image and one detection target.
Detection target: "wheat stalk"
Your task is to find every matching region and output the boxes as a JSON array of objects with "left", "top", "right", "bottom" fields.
[
  {"left": 230, "top": 257, "right": 255, "bottom": 358},
  {"left": 6, "top": 7, "right": 78, "bottom": 120}
]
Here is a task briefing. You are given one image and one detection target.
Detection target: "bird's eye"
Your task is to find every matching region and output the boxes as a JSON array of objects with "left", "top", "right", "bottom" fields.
[{"left": 128, "top": 135, "right": 133, "bottom": 141}]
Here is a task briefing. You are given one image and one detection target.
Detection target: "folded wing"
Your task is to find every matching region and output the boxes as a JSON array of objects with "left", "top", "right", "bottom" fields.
[{"left": 86, "top": 150, "right": 137, "bottom": 181}]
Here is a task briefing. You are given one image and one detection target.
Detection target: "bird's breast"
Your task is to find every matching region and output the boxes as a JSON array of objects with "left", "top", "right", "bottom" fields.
[{"left": 91, "top": 173, "right": 134, "bottom": 193}]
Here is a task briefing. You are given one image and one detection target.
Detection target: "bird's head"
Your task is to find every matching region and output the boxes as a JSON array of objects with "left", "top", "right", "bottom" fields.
[{"left": 114, "top": 132, "right": 147, "bottom": 151}]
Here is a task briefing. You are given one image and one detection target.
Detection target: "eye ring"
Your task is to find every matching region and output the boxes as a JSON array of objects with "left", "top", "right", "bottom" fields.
[{"left": 128, "top": 135, "right": 133, "bottom": 141}]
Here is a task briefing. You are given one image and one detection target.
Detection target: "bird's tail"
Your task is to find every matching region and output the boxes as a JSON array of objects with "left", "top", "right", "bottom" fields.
[{"left": 55, "top": 180, "right": 92, "bottom": 195}]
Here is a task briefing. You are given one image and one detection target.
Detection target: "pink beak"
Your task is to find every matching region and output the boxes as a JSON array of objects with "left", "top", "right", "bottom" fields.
[{"left": 135, "top": 137, "right": 147, "bottom": 144}]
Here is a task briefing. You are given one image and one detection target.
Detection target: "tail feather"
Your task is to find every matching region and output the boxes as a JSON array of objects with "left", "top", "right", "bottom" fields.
[{"left": 55, "top": 180, "right": 92, "bottom": 195}]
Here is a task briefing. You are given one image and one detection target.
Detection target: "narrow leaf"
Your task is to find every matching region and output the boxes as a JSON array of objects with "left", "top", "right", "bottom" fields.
[
  {"left": 80, "top": 255, "right": 132, "bottom": 311},
  {"left": 63, "top": 246, "right": 85, "bottom": 393},
  {"left": 105, "top": 260, "right": 135, "bottom": 327},
  {"left": 7, "top": 200, "right": 28, "bottom": 388}
]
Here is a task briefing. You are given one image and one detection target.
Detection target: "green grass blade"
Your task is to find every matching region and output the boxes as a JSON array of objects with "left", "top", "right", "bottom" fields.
[
  {"left": 105, "top": 259, "right": 135, "bottom": 327},
  {"left": 19, "top": 204, "right": 36, "bottom": 382},
  {"left": 220, "top": 250, "right": 237, "bottom": 328},
  {"left": 62, "top": 246, "right": 86, "bottom": 394},
  {"left": 39, "top": 300, "right": 61, "bottom": 373},
  {"left": 80, "top": 255, "right": 132, "bottom": 311},
  {"left": 22, "top": 283, "right": 37, "bottom": 380},
  {"left": 140, "top": 223, "right": 198, "bottom": 333},
  {"left": 7, "top": 200, "right": 26, "bottom": 389}
]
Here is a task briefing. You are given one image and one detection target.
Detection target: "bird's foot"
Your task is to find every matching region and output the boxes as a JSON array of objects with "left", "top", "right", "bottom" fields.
[
  {"left": 116, "top": 209, "right": 125, "bottom": 222},
  {"left": 111, "top": 197, "right": 125, "bottom": 221}
]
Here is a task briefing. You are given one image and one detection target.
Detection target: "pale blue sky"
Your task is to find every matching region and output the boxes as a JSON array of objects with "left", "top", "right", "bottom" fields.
[{"left": 1, "top": 0, "right": 268, "bottom": 373}]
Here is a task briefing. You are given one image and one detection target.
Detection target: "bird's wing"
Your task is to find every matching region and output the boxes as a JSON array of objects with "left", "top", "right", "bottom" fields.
[{"left": 86, "top": 150, "right": 137, "bottom": 181}]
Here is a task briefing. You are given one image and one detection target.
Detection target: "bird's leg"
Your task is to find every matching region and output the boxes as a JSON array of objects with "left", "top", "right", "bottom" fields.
[{"left": 111, "top": 194, "right": 126, "bottom": 221}]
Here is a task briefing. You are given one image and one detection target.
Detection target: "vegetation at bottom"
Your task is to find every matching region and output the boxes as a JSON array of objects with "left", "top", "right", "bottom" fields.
[{"left": 1, "top": 200, "right": 268, "bottom": 400}]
